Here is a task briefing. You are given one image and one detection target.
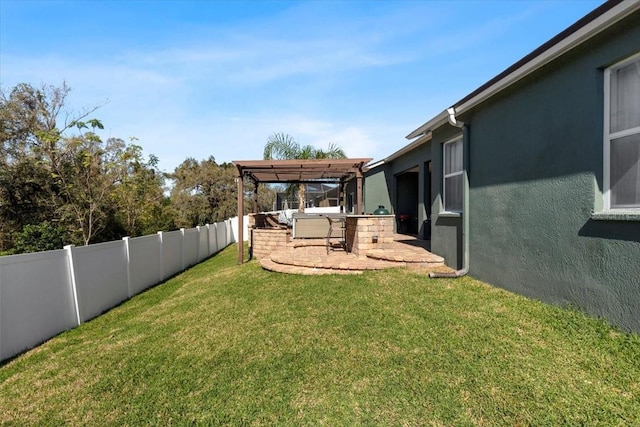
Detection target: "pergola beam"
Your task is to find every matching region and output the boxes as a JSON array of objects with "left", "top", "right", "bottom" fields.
[{"left": 252, "top": 179, "right": 344, "bottom": 184}]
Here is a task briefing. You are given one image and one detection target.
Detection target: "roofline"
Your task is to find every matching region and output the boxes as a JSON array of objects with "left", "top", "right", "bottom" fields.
[
  {"left": 370, "top": 131, "right": 433, "bottom": 170},
  {"left": 405, "top": 0, "right": 639, "bottom": 140},
  {"left": 456, "top": 0, "right": 637, "bottom": 115},
  {"left": 405, "top": 111, "right": 448, "bottom": 141}
]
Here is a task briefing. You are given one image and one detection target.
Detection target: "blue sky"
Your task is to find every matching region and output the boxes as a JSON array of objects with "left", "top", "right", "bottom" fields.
[{"left": 1, "top": 0, "right": 603, "bottom": 174}]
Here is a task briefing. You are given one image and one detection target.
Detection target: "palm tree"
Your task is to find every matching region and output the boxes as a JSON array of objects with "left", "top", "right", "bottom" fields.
[{"left": 263, "top": 132, "right": 346, "bottom": 213}]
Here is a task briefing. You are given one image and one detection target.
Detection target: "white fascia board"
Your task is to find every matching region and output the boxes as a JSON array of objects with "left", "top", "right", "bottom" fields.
[
  {"left": 367, "top": 131, "right": 433, "bottom": 171},
  {"left": 366, "top": 160, "right": 385, "bottom": 170},
  {"left": 383, "top": 131, "right": 432, "bottom": 164},
  {"left": 405, "top": 110, "right": 449, "bottom": 140},
  {"left": 456, "top": 1, "right": 640, "bottom": 115}
]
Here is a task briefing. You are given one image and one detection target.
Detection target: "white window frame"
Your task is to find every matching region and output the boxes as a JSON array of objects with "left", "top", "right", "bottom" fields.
[
  {"left": 603, "top": 51, "right": 640, "bottom": 210},
  {"left": 443, "top": 137, "right": 463, "bottom": 213}
]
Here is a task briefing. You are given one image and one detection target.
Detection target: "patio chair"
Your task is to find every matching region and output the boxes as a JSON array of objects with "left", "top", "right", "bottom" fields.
[{"left": 325, "top": 216, "right": 346, "bottom": 254}]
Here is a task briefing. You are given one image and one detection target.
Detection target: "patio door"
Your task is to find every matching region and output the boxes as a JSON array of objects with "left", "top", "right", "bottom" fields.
[{"left": 395, "top": 168, "right": 419, "bottom": 234}]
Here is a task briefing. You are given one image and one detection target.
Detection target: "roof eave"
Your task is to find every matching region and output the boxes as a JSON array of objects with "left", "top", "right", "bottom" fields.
[
  {"left": 367, "top": 130, "right": 433, "bottom": 171},
  {"left": 404, "top": 1, "right": 639, "bottom": 141},
  {"left": 455, "top": 0, "right": 639, "bottom": 115},
  {"left": 405, "top": 110, "right": 449, "bottom": 140}
]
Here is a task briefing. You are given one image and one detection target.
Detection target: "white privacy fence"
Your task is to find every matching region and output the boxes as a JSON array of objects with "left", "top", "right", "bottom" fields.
[{"left": 0, "top": 220, "right": 237, "bottom": 362}]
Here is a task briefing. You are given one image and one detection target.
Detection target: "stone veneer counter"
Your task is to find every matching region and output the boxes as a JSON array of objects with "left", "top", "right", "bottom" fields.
[{"left": 345, "top": 215, "right": 394, "bottom": 257}]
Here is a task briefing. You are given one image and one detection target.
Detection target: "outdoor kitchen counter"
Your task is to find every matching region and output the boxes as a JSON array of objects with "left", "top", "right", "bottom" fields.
[{"left": 345, "top": 215, "right": 395, "bottom": 256}]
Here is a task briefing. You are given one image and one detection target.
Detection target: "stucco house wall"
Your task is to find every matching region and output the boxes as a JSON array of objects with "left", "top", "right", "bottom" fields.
[
  {"left": 429, "top": 126, "right": 464, "bottom": 269},
  {"left": 363, "top": 141, "right": 432, "bottom": 235},
  {"left": 363, "top": 165, "right": 392, "bottom": 215},
  {"left": 458, "top": 9, "right": 640, "bottom": 331}
]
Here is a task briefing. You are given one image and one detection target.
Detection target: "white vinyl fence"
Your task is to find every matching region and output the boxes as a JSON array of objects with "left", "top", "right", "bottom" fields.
[{"left": 0, "top": 220, "right": 237, "bottom": 362}]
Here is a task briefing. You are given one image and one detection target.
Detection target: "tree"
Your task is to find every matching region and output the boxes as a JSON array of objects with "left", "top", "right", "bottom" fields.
[
  {"left": 263, "top": 132, "right": 346, "bottom": 212},
  {"left": 170, "top": 157, "right": 239, "bottom": 227},
  {"left": 170, "top": 157, "right": 273, "bottom": 227},
  {"left": 0, "top": 82, "right": 107, "bottom": 249},
  {"left": 0, "top": 157, "right": 58, "bottom": 250},
  {"left": 1, "top": 82, "right": 174, "bottom": 251},
  {"left": 111, "top": 142, "right": 170, "bottom": 237},
  {"left": 52, "top": 130, "right": 125, "bottom": 246},
  {"left": 11, "top": 221, "right": 66, "bottom": 254},
  {"left": 0, "top": 82, "right": 103, "bottom": 167}
]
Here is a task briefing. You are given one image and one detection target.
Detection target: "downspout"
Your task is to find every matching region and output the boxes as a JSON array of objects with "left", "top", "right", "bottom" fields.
[{"left": 430, "top": 107, "right": 470, "bottom": 278}]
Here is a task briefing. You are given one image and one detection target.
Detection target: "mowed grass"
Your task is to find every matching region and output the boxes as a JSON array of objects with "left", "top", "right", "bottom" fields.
[{"left": 1, "top": 245, "right": 639, "bottom": 426}]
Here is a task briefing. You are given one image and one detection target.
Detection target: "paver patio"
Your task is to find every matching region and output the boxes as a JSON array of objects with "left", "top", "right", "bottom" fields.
[{"left": 260, "top": 234, "right": 452, "bottom": 275}]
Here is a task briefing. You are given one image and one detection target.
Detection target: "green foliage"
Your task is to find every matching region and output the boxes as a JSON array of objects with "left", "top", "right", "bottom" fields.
[
  {"left": 110, "top": 143, "right": 170, "bottom": 237},
  {"left": 264, "top": 132, "right": 346, "bottom": 160},
  {"left": 169, "top": 156, "right": 270, "bottom": 227},
  {"left": 0, "top": 159, "right": 56, "bottom": 221},
  {"left": 0, "top": 82, "right": 172, "bottom": 250},
  {"left": 0, "top": 81, "right": 281, "bottom": 253},
  {"left": 263, "top": 132, "right": 347, "bottom": 211},
  {"left": 11, "top": 221, "right": 66, "bottom": 254}
]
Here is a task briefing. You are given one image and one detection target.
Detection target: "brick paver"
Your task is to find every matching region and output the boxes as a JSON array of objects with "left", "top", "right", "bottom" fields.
[{"left": 260, "top": 234, "right": 450, "bottom": 275}]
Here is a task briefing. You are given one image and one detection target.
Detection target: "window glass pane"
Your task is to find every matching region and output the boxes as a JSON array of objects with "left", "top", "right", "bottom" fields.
[
  {"left": 610, "top": 59, "right": 640, "bottom": 133},
  {"left": 445, "top": 140, "right": 462, "bottom": 174},
  {"left": 445, "top": 174, "right": 463, "bottom": 211},
  {"left": 610, "top": 133, "right": 640, "bottom": 208},
  {"left": 454, "top": 140, "right": 462, "bottom": 171},
  {"left": 444, "top": 143, "right": 452, "bottom": 174}
]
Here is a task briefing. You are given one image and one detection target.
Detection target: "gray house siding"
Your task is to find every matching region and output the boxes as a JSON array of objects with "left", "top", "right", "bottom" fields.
[
  {"left": 363, "top": 165, "right": 392, "bottom": 215},
  {"left": 461, "top": 10, "right": 640, "bottom": 331},
  {"left": 363, "top": 142, "right": 432, "bottom": 235},
  {"left": 430, "top": 126, "right": 464, "bottom": 269}
]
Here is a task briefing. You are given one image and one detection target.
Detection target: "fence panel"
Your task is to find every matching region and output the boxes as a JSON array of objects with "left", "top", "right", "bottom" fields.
[
  {"left": 197, "top": 226, "right": 209, "bottom": 262},
  {"left": 217, "top": 221, "right": 227, "bottom": 250},
  {"left": 1, "top": 223, "right": 236, "bottom": 362},
  {"left": 229, "top": 217, "right": 236, "bottom": 244},
  {"left": 127, "top": 235, "right": 162, "bottom": 296},
  {"left": 183, "top": 228, "right": 198, "bottom": 268},
  {"left": 161, "top": 230, "right": 183, "bottom": 279},
  {"left": 71, "top": 241, "right": 129, "bottom": 323},
  {"left": 0, "top": 250, "right": 77, "bottom": 362},
  {"left": 229, "top": 215, "right": 248, "bottom": 243},
  {"left": 208, "top": 224, "right": 218, "bottom": 255}
]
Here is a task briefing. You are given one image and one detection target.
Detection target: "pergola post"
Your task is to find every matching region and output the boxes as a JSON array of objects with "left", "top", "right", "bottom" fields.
[
  {"left": 356, "top": 170, "right": 363, "bottom": 214},
  {"left": 253, "top": 179, "right": 259, "bottom": 213},
  {"left": 339, "top": 178, "right": 345, "bottom": 213},
  {"left": 236, "top": 170, "right": 244, "bottom": 264}
]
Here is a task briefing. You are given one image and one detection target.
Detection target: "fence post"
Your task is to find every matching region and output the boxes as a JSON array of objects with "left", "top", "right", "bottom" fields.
[
  {"left": 64, "top": 245, "right": 82, "bottom": 326},
  {"left": 205, "top": 224, "right": 211, "bottom": 257},
  {"left": 158, "top": 231, "right": 164, "bottom": 282},
  {"left": 122, "top": 237, "right": 132, "bottom": 298},
  {"left": 213, "top": 223, "right": 218, "bottom": 253},
  {"left": 180, "top": 228, "right": 186, "bottom": 271},
  {"left": 196, "top": 226, "right": 201, "bottom": 262}
]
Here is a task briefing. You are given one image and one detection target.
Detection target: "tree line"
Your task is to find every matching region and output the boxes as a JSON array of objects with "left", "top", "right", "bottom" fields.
[{"left": 0, "top": 82, "right": 274, "bottom": 254}]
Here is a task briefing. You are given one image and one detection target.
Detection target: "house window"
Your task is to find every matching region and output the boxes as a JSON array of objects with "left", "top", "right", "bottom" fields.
[
  {"left": 443, "top": 138, "right": 463, "bottom": 212},
  {"left": 605, "top": 53, "right": 640, "bottom": 209}
]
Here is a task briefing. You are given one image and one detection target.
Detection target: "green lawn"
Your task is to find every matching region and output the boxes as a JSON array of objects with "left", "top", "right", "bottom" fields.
[{"left": 2, "top": 244, "right": 639, "bottom": 426}]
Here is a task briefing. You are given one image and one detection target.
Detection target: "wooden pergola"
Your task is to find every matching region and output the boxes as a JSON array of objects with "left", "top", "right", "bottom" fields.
[{"left": 232, "top": 158, "right": 372, "bottom": 264}]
